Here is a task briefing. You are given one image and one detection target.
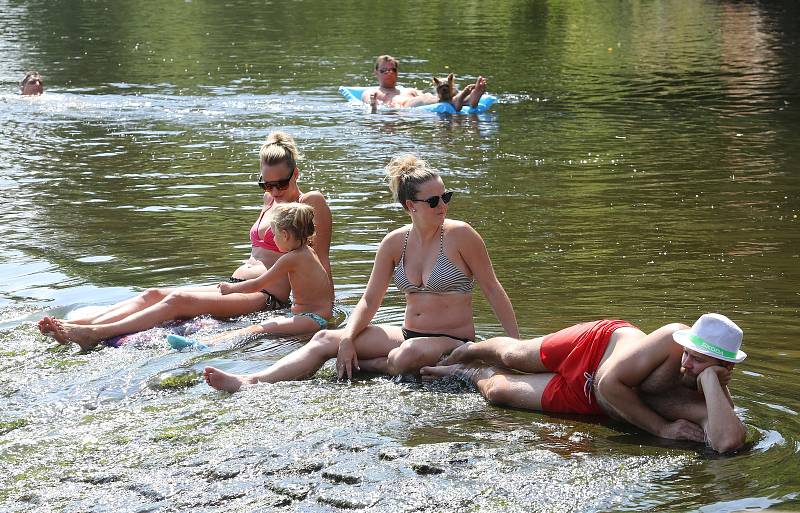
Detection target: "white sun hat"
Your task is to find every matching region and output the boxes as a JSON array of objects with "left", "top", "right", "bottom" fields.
[{"left": 672, "top": 313, "right": 747, "bottom": 363}]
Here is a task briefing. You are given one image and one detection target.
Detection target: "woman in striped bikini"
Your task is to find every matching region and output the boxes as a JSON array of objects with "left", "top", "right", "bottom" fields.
[
  {"left": 204, "top": 154, "right": 518, "bottom": 392},
  {"left": 38, "top": 131, "right": 333, "bottom": 350}
]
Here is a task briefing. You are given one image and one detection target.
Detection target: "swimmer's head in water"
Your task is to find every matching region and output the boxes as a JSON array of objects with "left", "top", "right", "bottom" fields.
[
  {"left": 385, "top": 155, "right": 440, "bottom": 210},
  {"left": 20, "top": 71, "right": 43, "bottom": 96}
]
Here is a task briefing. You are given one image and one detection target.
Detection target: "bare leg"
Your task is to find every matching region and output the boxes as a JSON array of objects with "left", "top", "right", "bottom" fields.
[
  {"left": 204, "top": 325, "right": 404, "bottom": 392},
  {"left": 49, "top": 290, "right": 269, "bottom": 349},
  {"left": 385, "top": 336, "right": 466, "bottom": 375},
  {"left": 37, "top": 286, "right": 218, "bottom": 335},
  {"left": 466, "top": 76, "right": 487, "bottom": 108},
  {"left": 397, "top": 92, "right": 439, "bottom": 108},
  {"left": 65, "top": 288, "right": 174, "bottom": 325},
  {"left": 179, "top": 315, "right": 323, "bottom": 348},
  {"left": 438, "top": 336, "right": 548, "bottom": 373},
  {"left": 451, "top": 84, "right": 475, "bottom": 111},
  {"left": 421, "top": 364, "right": 556, "bottom": 411}
]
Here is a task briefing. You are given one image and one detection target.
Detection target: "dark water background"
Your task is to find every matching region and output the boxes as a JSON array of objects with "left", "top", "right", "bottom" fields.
[{"left": 1, "top": 0, "right": 799, "bottom": 511}]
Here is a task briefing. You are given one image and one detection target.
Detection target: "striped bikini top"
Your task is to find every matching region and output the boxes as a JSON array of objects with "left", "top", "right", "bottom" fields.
[{"left": 393, "top": 226, "right": 474, "bottom": 295}]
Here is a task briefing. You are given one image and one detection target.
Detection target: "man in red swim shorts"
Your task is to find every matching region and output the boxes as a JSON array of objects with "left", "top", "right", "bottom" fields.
[{"left": 421, "top": 314, "right": 748, "bottom": 453}]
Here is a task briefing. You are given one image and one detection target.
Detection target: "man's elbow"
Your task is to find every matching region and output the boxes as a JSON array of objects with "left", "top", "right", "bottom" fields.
[{"left": 710, "top": 428, "right": 746, "bottom": 453}]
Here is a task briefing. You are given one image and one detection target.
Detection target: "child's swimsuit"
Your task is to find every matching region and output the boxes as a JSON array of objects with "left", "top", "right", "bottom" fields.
[
  {"left": 393, "top": 226, "right": 474, "bottom": 295},
  {"left": 287, "top": 312, "right": 328, "bottom": 329},
  {"left": 539, "top": 319, "right": 637, "bottom": 415}
]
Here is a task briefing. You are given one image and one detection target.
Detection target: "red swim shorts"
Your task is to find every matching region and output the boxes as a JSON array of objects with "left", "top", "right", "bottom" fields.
[{"left": 539, "top": 319, "right": 636, "bottom": 415}]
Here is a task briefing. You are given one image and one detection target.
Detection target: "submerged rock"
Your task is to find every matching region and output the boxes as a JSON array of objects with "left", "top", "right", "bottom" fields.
[
  {"left": 411, "top": 462, "right": 445, "bottom": 475},
  {"left": 148, "top": 369, "right": 201, "bottom": 390}
]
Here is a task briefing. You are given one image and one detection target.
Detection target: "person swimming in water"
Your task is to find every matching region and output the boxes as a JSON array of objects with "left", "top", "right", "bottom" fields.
[{"left": 20, "top": 71, "right": 44, "bottom": 96}]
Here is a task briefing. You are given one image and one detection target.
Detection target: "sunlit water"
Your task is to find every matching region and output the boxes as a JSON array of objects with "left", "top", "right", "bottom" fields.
[{"left": 1, "top": 1, "right": 799, "bottom": 511}]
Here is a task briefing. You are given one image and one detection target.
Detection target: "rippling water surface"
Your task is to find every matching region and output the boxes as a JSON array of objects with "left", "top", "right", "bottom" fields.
[{"left": 1, "top": 0, "right": 799, "bottom": 511}]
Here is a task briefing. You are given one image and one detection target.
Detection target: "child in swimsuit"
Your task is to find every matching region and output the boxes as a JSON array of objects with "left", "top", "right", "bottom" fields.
[{"left": 168, "top": 202, "right": 332, "bottom": 349}]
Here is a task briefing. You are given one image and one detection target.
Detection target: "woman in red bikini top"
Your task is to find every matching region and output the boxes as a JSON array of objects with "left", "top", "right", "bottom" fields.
[
  {"left": 234, "top": 132, "right": 333, "bottom": 301},
  {"left": 38, "top": 131, "right": 333, "bottom": 350}
]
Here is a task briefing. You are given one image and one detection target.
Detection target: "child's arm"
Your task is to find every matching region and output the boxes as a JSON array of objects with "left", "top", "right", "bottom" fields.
[{"left": 219, "top": 256, "right": 291, "bottom": 295}]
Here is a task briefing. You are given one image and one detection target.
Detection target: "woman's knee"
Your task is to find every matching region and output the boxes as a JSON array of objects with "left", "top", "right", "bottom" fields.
[
  {"left": 306, "top": 330, "right": 340, "bottom": 358},
  {"left": 386, "top": 340, "right": 424, "bottom": 375},
  {"left": 140, "top": 288, "right": 169, "bottom": 303},
  {"left": 160, "top": 290, "right": 197, "bottom": 315},
  {"left": 386, "top": 339, "right": 429, "bottom": 374}
]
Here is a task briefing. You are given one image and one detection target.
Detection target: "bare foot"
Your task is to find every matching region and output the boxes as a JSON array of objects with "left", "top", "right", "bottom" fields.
[
  {"left": 437, "top": 341, "right": 475, "bottom": 366},
  {"left": 203, "top": 366, "right": 255, "bottom": 393},
  {"left": 467, "top": 76, "right": 487, "bottom": 108},
  {"left": 38, "top": 316, "right": 56, "bottom": 337},
  {"left": 50, "top": 319, "right": 102, "bottom": 349},
  {"left": 420, "top": 363, "right": 479, "bottom": 383},
  {"left": 39, "top": 316, "right": 70, "bottom": 344},
  {"left": 421, "top": 363, "right": 465, "bottom": 377}
]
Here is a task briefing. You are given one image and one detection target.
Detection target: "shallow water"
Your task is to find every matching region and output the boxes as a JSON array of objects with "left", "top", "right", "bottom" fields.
[{"left": 1, "top": 0, "right": 800, "bottom": 511}]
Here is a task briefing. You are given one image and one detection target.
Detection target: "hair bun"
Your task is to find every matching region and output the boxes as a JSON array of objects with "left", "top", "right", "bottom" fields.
[
  {"left": 385, "top": 155, "right": 424, "bottom": 178},
  {"left": 266, "top": 131, "right": 291, "bottom": 146}
]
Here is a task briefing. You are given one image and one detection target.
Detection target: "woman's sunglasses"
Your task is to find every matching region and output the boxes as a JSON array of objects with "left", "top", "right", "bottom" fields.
[
  {"left": 258, "top": 169, "right": 294, "bottom": 191},
  {"left": 411, "top": 191, "right": 454, "bottom": 208}
]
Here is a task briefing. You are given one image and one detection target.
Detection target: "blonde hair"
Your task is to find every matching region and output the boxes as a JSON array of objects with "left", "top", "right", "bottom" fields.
[
  {"left": 385, "top": 155, "right": 439, "bottom": 209},
  {"left": 268, "top": 202, "right": 315, "bottom": 246},
  {"left": 259, "top": 131, "right": 301, "bottom": 172},
  {"left": 374, "top": 55, "right": 398, "bottom": 71}
]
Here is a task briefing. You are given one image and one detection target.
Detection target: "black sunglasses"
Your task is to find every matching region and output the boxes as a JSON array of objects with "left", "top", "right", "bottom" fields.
[
  {"left": 411, "top": 191, "right": 453, "bottom": 208},
  {"left": 258, "top": 168, "right": 294, "bottom": 191},
  {"left": 378, "top": 68, "right": 397, "bottom": 74}
]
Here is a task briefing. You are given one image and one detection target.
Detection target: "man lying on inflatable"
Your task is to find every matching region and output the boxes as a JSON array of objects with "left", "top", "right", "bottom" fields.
[{"left": 339, "top": 54, "right": 495, "bottom": 115}]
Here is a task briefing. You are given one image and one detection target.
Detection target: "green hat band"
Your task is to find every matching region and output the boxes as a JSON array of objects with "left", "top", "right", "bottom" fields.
[{"left": 688, "top": 333, "right": 737, "bottom": 359}]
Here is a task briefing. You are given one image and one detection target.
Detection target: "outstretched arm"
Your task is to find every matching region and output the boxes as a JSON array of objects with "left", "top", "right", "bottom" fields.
[
  {"left": 459, "top": 223, "right": 519, "bottom": 338},
  {"left": 335, "top": 232, "right": 398, "bottom": 378},
  {"left": 697, "top": 366, "right": 746, "bottom": 452},
  {"left": 219, "top": 257, "right": 291, "bottom": 295}
]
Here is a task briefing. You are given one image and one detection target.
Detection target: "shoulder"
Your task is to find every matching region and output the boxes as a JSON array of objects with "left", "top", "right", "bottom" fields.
[
  {"left": 300, "top": 190, "right": 328, "bottom": 206},
  {"left": 379, "top": 225, "right": 410, "bottom": 252},
  {"left": 444, "top": 219, "right": 482, "bottom": 242},
  {"left": 300, "top": 191, "right": 331, "bottom": 217},
  {"left": 382, "top": 225, "right": 410, "bottom": 243}
]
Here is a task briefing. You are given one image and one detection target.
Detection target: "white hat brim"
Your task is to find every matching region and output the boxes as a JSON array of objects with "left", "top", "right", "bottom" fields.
[{"left": 673, "top": 330, "right": 747, "bottom": 363}]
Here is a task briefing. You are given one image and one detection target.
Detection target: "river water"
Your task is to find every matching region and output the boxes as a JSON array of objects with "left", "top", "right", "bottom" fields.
[{"left": 1, "top": 1, "right": 799, "bottom": 511}]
